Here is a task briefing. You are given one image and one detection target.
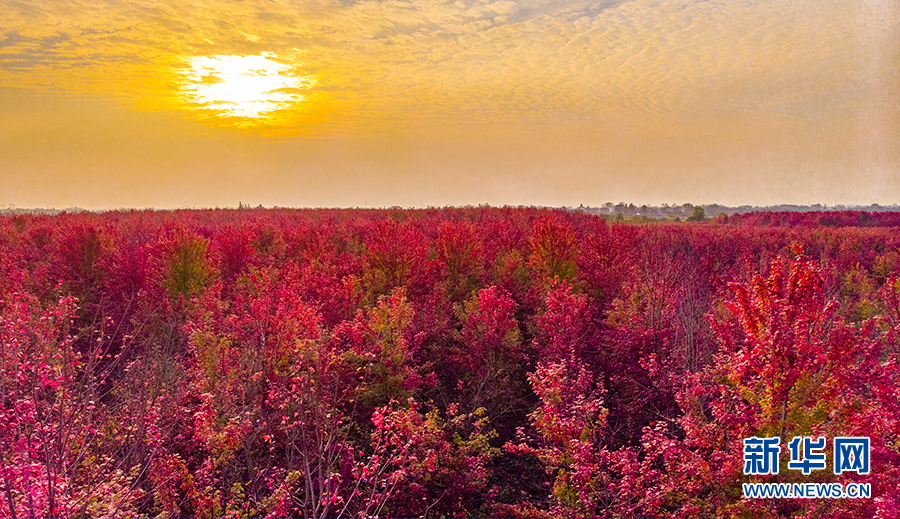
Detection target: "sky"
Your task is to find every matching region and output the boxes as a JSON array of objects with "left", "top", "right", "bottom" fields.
[{"left": 1, "top": 0, "right": 898, "bottom": 210}]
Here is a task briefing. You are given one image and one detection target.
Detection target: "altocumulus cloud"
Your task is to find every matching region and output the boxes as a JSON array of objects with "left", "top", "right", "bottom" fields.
[{"left": 1, "top": 0, "right": 896, "bottom": 133}]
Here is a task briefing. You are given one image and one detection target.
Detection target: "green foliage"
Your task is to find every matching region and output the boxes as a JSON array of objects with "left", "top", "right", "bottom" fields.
[
  {"left": 686, "top": 206, "right": 708, "bottom": 222},
  {"left": 164, "top": 232, "right": 213, "bottom": 300}
]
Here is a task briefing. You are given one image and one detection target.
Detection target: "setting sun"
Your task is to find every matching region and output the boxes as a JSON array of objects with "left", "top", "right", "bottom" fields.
[
  {"left": 181, "top": 53, "right": 309, "bottom": 121},
  {"left": 0, "top": 0, "right": 896, "bottom": 209}
]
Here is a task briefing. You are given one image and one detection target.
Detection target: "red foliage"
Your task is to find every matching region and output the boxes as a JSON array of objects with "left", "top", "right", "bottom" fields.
[{"left": 1, "top": 208, "right": 898, "bottom": 517}]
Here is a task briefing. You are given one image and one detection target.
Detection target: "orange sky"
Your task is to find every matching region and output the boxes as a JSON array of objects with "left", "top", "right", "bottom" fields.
[{"left": 1, "top": 0, "right": 898, "bottom": 209}]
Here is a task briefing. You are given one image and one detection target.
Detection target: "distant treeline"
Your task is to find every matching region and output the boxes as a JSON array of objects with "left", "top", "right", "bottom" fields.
[
  {"left": 4, "top": 202, "right": 899, "bottom": 219},
  {"left": 572, "top": 202, "right": 900, "bottom": 219}
]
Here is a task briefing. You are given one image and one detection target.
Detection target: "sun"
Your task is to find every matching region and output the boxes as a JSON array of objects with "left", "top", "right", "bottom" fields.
[{"left": 181, "top": 53, "right": 308, "bottom": 121}]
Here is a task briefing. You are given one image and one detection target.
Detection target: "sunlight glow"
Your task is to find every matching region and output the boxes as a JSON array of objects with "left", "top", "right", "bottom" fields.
[{"left": 182, "top": 53, "right": 307, "bottom": 120}]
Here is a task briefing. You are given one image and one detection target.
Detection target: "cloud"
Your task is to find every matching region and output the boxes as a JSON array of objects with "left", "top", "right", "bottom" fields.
[{"left": 0, "top": 0, "right": 896, "bottom": 138}]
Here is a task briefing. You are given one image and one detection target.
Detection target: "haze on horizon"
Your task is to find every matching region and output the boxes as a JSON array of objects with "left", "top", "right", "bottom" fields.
[{"left": 1, "top": 0, "right": 898, "bottom": 210}]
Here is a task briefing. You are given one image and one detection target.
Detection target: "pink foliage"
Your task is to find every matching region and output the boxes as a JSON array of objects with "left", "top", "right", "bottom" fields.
[{"left": 1, "top": 208, "right": 898, "bottom": 517}]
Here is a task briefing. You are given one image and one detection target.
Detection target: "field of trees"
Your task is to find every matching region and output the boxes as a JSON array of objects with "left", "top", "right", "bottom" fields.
[{"left": 1, "top": 207, "right": 898, "bottom": 518}]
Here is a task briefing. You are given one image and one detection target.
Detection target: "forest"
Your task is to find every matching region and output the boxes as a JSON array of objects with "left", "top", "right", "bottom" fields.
[{"left": 1, "top": 207, "right": 898, "bottom": 518}]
